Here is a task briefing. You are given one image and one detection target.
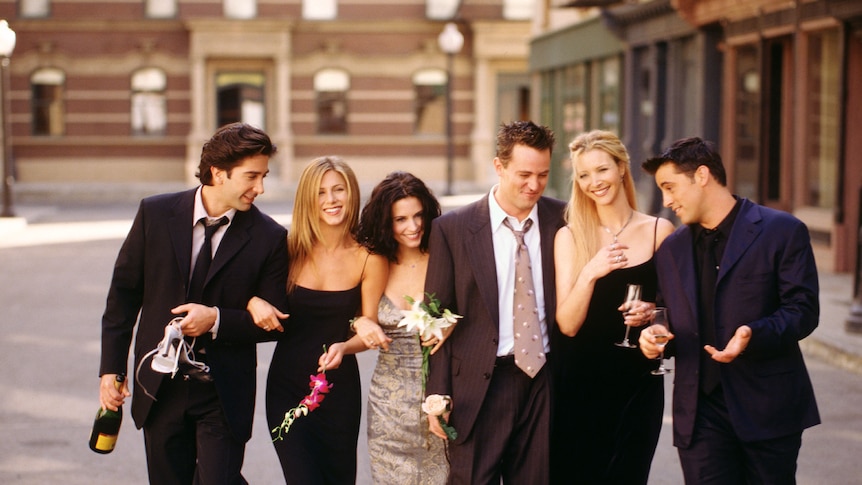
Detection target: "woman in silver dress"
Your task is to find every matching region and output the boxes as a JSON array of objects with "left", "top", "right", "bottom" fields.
[{"left": 354, "top": 171, "right": 449, "bottom": 484}]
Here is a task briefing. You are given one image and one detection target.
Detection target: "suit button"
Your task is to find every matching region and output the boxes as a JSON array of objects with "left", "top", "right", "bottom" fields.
[{"left": 483, "top": 373, "right": 491, "bottom": 380}]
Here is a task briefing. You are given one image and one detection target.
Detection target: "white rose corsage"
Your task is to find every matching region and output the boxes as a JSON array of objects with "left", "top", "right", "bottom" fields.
[{"left": 422, "top": 394, "right": 458, "bottom": 441}]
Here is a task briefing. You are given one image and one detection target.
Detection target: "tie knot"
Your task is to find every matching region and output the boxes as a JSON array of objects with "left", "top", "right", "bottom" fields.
[
  {"left": 200, "top": 216, "right": 229, "bottom": 238},
  {"left": 503, "top": 218, "right": 533, "bottom": 241}
]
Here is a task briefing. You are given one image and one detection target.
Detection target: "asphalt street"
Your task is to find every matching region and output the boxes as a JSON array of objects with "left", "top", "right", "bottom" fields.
[{"left": 0, "top": 202, "right": 860, "bottom": 484}]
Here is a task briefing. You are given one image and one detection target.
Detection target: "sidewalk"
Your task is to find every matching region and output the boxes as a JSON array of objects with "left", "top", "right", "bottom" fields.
[{"left": 1, "top": 195, "right": 861, "bottom": 375}]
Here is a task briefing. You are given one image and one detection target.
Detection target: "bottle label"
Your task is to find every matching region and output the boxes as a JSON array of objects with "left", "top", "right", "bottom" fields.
[{"left": 95, "top": 433, "right": 117, "bottom": 451}]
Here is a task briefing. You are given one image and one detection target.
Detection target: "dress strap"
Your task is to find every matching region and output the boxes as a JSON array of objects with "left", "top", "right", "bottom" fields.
[{"left": 359, "top": 249, "right": 371, "bottom": 280}]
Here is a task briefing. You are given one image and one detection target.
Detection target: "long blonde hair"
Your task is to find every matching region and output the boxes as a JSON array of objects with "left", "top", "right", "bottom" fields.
[
  {"left": 565, "top": 130, "right": 638, "bottom": 276},
  {"left": 287, "top": 156, "right": 361, "bottom": 291}
]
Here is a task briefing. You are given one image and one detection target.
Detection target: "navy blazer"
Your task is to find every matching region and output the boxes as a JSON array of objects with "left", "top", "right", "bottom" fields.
[
  {"left": 424, "top": 194, "right": 566, "bottom": 443},
  {"left": 655, "top": 198, "right": 820, "bottom": 447},
  {"left": 99, "top": 188, "right": 288, "bottom": 442}
]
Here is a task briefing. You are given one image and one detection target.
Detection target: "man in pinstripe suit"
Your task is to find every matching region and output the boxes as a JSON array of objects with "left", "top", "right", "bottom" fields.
[{"left": 424, "top": 121, "right": 566, "bottom": 484}]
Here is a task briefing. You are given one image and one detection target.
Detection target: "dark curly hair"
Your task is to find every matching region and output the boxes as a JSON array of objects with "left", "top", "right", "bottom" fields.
[{"left": 358, "top": 171, "right": 441, "bottom": 262}]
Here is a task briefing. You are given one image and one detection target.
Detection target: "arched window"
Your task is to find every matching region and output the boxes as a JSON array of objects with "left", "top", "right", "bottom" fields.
[
  {"left": 31, "top": 68, "right": 65, "bottom": 136},
  {"left": 131, "top": 68, "right": 167, "bottom": 136},
  {"left": 315, "top": 69, "right": 349, "bottom": 134},
  {"left": 413, "top": 69, "right": 446, "bottom": 134}
]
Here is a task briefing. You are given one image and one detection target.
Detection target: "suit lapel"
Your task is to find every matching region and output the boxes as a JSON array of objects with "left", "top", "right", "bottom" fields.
[
  {"left": 169, "top": 190, "right": 196, "bottom": 284},
  {"left": 465, "top": 196, "right": 500, "bottom": 327},
  {"left": 717, "top": 199, "right": 761, "bottom": 284},
  {"left": 208, "top": 208, "right": 253, "bottom": 287}
]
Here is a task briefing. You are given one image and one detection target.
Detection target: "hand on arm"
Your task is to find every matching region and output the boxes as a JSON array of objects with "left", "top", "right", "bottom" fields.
[{"left": 246, "top": 295, "right": 288, "bottom": 332}]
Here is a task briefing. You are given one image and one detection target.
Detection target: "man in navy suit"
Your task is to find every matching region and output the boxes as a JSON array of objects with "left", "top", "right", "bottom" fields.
[
  {"left": 97, "top": 123, "right": 288, "bottom": 484},
  {"left": 640, "top": 137, "right": 820, "bottom": 484},
  {"left": 424, "top": 121, "right": 566, "bottom": 484}
]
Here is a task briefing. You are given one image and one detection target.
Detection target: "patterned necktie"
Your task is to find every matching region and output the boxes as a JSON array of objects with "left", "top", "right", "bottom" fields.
[
  {"left": 503, "top": 218, "right": 545, "bottom": 378},
  {"left": 187, "top": 216, "right": 228, "bottom": 303}
]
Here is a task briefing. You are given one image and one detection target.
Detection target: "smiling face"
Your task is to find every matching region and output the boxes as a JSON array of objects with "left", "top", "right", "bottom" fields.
[
  {"left": 575, "top": 148, "right": 625, "bottom": 208},
  {"left": 207, "top": 153, "right": 269, "bottom": 214},
  {"left": 654, "top": 162, "right": 705, "bottom": 225},
  {"left": 493, "top": 144, "right": 551, "bottom": 220},
  {"left": 391, "top": 196, "right": 424, "bottom": 250},
  {"left": 318, "top": 169, "right": 349, "bottom": 227}
]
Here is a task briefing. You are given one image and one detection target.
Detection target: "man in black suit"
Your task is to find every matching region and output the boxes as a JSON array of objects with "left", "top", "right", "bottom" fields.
[
  {"left": 97, "top": 123, "right": 289, "bottom": 484},
  {"left": 425, "top": 121, "right": 566, "bottom": 484},
  {"left": 640, "top": 137, "right": 820, "bottom": 484}
]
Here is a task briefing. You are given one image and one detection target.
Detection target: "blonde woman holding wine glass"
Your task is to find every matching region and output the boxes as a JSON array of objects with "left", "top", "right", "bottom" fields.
[{"left": 551, "top": 130, "right": 674, "bottom": 485}]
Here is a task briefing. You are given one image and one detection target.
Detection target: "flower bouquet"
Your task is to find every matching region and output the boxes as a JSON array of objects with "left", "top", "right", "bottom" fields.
[
  {"left": 272, "top": 346, "right": 334, "bottom": 442},
  {"left": 398, "top": 293, "right": 462, "bottom": 391},
  {"left": 422, "top": 394, "right": 458, "bottom": 441}
]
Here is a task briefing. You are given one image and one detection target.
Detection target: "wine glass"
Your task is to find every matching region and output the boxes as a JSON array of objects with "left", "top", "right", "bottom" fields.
[
  {"left": 614, "top": 284, "right": 641, "bottom": 348},
  {"left": 650, "top": 307, "right": 673, "bottom": 375}
]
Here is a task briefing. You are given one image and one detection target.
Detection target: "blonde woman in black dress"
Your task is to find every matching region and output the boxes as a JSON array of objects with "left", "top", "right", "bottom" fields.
[{"left": 552, "top": 131, "right": 674, "bottom": 484}]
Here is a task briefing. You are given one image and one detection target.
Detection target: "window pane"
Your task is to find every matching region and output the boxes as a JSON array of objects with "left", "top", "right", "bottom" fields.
[
  {"left": 806, "top": 28, "right": 839, "bottom": 209},
  {"left": 503, "top": 0, "right": 533, "bottom": 20},
  {"left": 132, "top": 68, "right": 167, "bottom": 135},
  {"left": 31, "top": 68, "right": 64, "bottom": 136},
  {"left": 146, "top": 0, "right": 177, "bottom": 18},
  {"left": 224, "top": 0, "right": 256, "bottom": 19},
  {"left": 216, "top": 72, "right": 265, "bottom": 129},
  {"left": 315, "top": 69, "right": 348, "bottom": 134},
  {"left": 426, "top": 0, "right": 459, "bottom": 20},
  {"left": 414, "top": 69, "right": 446, "bottom": 134},
  {"left": 304, "top": 0, "right": 335, "bottom": 20},
  {"left": 20, "top": 0, "right": 49, "bottom": 18},
  {"left": 734, "top": 44, "right": 760, "bottom": 201}
]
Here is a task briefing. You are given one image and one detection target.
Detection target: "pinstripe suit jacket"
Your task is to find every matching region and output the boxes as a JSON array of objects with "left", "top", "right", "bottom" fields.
[{"left": 424, "top": 194, "right": 566, "bottom": 443}]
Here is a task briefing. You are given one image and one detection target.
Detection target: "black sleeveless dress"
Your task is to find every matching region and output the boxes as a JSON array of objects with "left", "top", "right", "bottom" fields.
[
  {"left": 266, "top": 285, "right": 362, "bottom": 484},
  {"left": 551, "top": 234, "right": 664, "bottom": 484}
]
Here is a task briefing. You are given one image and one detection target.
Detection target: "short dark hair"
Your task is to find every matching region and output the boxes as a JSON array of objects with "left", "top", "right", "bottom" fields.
[
  {"left": 197, "top": 123, "right": 277, "bottom": 185},
  {"left": 642, "top": 136, "right": 726, "bottom": 186},
  {"left": 357, "top": 171, "right": 441, "bottom": 262},
  {"left": 495, "top": 120, "right": 555, "bottom": 168},
  {"left": 641, "top": 136, "right": 727, "bottom": 186}
]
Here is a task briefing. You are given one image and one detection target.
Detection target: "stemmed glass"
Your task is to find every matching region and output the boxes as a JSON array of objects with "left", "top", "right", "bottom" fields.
[
  {"left": 650, "top": 307, "right": 673, "bottom": 375},
  {"left": 614, "top": 284, "right": 641, "bottom": 348}
]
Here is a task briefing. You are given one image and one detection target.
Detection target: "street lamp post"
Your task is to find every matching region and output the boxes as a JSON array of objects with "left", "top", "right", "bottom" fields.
[
  {"left": 437, "top": 22, "right": 463, "bottom": 196},
  {"left": 0, "top": 20, "right": 16, "bottom": 218}
]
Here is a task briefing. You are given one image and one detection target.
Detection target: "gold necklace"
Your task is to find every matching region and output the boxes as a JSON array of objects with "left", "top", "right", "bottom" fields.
[{"left": 601, "top": 210, "right": 634, "bottom": 244}]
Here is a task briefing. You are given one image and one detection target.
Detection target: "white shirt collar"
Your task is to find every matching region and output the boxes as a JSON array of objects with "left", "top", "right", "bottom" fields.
[
  {"left": 488, "top": 184, "right": 539, "bottom": 232},
  {"left": 193, "top": 185, "right": 237, "bottom": 226}
]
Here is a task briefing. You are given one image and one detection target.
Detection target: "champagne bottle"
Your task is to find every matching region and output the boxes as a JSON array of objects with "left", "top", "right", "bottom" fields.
[{"left": 88, "top": 374, "right": 124, "bottom": 454}]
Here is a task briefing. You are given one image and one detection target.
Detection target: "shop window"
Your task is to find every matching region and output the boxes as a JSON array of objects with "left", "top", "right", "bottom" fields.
[
  {"left": 216, "top": 72, "right": 265, "bottom": 129},
  {"left": 131, "top": 68, "right": 167, "bottom": 136},
  {"left": 224, "top": 0, "right": 256, "bottom": 19},
  {"left": 315, "top": 69, "right": 349, "bottom": 135},
  {"left": 31, "top": 68, "right": 65, "bottom": 136},
  {"left": 146, "top": 0, "right": 177, "bottom": 18},
  {"left": 413, "top": 69, "right": 446, "bottom": 135},
  {"left": 19, "top": 0, "right": 49, "bottom": 18},
  {"left": 805, "top": 28, "right": 839, "bottom": 209},
  {"left": 734, "top": 44, "right": 761, "bottom": 201},
  {"left": 304, "top": 0, "right": 335, "bottom": 20}
]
